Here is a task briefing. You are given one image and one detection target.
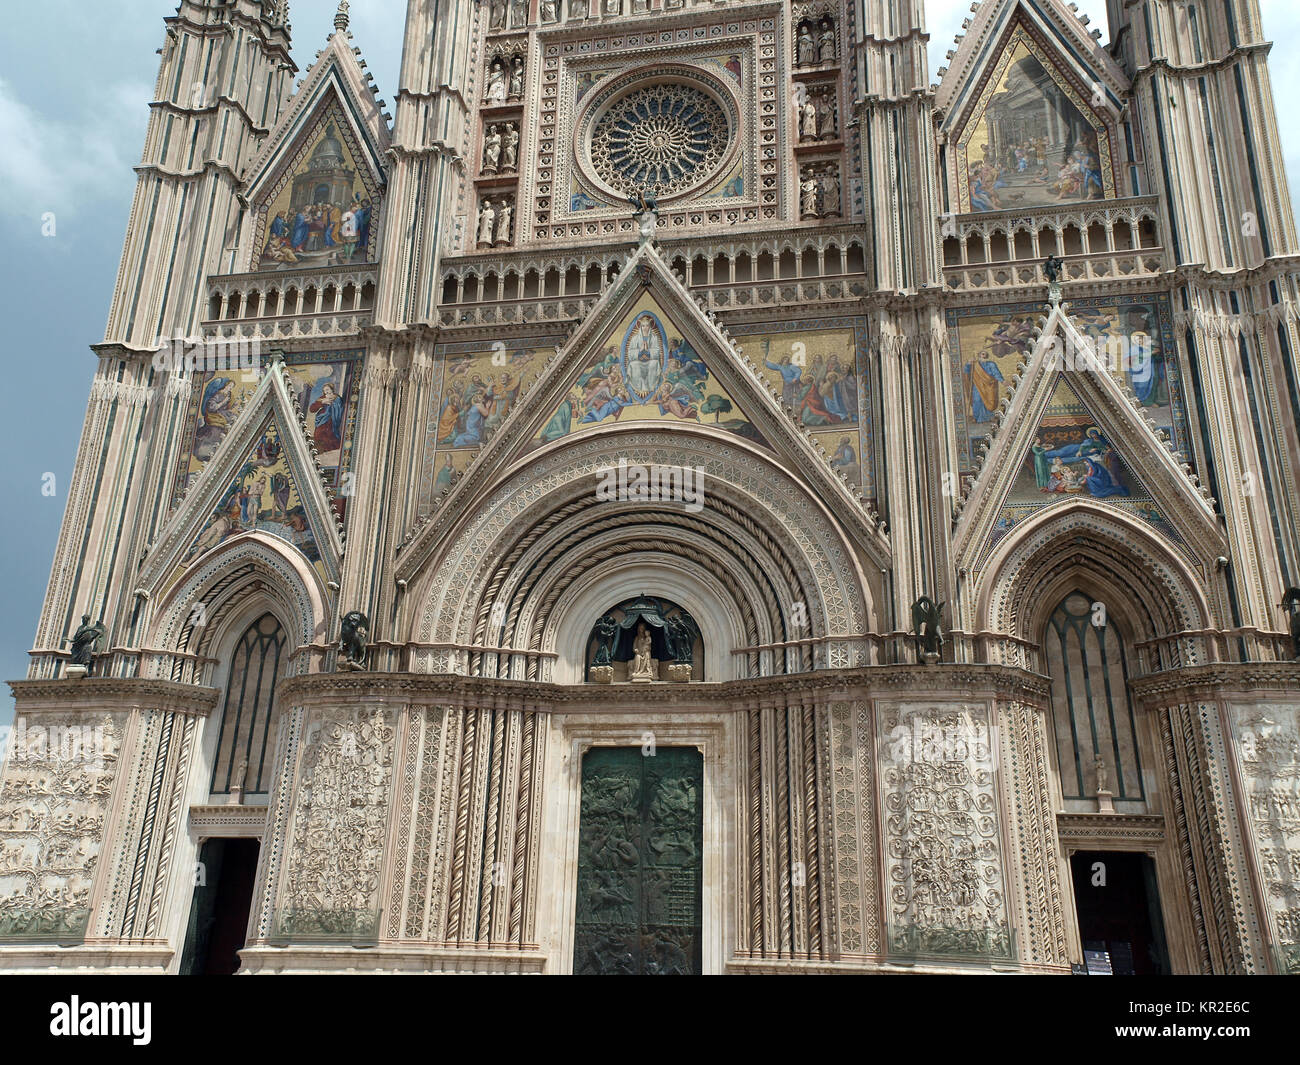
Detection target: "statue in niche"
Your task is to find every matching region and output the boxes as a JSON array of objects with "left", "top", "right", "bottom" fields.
[
  {"left": 800, "top": 175, "right": 820, "bottom": 218},
  {"left": 631, "top": 0, "right": 649, "bottom": 10},
  {"left": 570, "top": 0, "right": 588, "bottom": 16},
  {"left": 664, "top": 0, "right": 683, "bottom": 7},
  {"left": 796, "top": 23, "right": 817, "bottom": 66},
  {"left": 800, "top": 98, "right": 818, "bottom": 140},
  {"left": 502, "top": 124, "right": 519, "bottom": 170},
  {"left": 495, "top": 198, "right": 514, "bottom": 244},
  {"left": 509, "top": 55, "right": 525, "bottom": 98},
  {"left": 818, "top": 18, "right": 836, "bottom": 63},
  {"left": 665, "top": 614, "right": 696, "bottom": 665},
  {"left": 603, "top": 0, "right": 620, "bottom": 13},
  {"left": 64, "top": 614, "right": 106, "bottom": 676},
  {"left": 477, "top": 198, "right": 496, "bottom": 245},
  {"left": 592, "top": 614, "right": 619, "bottom": 666},
  {"left": 338, "top": 610, "right": 370, "bottom": 670},
  {"left": 482, "top": 124, "right": 501, "bottom": 172},
  {"left": 1283, "top": 587, "right": 1300, "bottom": 659},
  {"left": 630, "top": 622, "right": 655, "bottom": 680},
  {"left": 540, "top": 0, "right": 558, "bottom": 20},
  {"left": 489, "top": 0, "right": 507, "bottom": 28},
  {"left": 1093, "top": 755, "right": 1109, "bottom": 795},
  {"left": 817, "top": 93, "right": 836, "bottom": 137},
  {"left": 510, "top": 0, "right": 529, "bottom": 27},
  {"left": 820, "top": 169, "right": 841, "bottom": 216},
  {"left": 486, "top": 58, "right": 508, "bottom": 103}
]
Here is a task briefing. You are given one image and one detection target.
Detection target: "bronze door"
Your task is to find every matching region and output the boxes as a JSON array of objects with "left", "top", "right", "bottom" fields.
[{"left": 573, "top": 746, "right": 703, "bottom": 974}]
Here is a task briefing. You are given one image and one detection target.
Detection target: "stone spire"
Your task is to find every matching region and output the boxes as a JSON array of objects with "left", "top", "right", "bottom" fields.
[{"left": 335, "top": 0, "right": 350, "bottom": 33}]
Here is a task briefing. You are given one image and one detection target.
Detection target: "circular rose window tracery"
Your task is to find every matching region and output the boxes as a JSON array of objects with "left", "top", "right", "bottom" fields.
[{"left": 587, "top": 81, "right": 732, "bottom": 201}]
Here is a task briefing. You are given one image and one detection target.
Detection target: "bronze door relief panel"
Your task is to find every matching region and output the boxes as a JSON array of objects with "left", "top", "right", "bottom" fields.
[{"left": 573, "top": 746, "right": 704, "bottom": 974}]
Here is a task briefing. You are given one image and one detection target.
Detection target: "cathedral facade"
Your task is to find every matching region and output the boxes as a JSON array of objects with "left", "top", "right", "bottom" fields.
[{"left": 3, "top": 0, "right": 1300, "bottom": 974}]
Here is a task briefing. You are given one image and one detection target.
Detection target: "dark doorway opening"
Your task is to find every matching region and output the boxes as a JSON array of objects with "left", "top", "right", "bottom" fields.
[
  {"left": 1070, "top": 850, "right": 1171, "bottom": 974},
  {"left": 178, "top": 837, "right": 261, "bottom": 975}
]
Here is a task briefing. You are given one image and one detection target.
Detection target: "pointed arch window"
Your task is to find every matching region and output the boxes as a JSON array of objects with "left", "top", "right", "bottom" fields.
[
  {"left": 1044, "top": 592, "right": 1145, "bottom": 803},
  {"left": 210, "top": 613, "right": 286, "bottom": 797}
]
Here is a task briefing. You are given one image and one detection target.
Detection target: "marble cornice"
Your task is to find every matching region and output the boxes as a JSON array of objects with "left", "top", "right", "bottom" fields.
[
  {"left": 275, "top": 663, "right": 1051, "bottom": 709},
  {"left": 1128, "top": 661, "right": 1300, "bottom": 708},
  {"left": 8, "top": 678, "right": 221, "bottom": 716},
  {"left": 1056, "top": 812, "right": 1166, "bottom": 843},
  {"left": 132, "top": 158, "right": 242, "bottom": 188},
  {"left": 1171, "top": 257, "right": 1300, "bottom": 290},
  {"left": 146, "top": 94, "right": 271, "bottom": 139},
  {"left": 1132, "top": 42, "right": 1273, "bottom": 84},
  {"left": 387, "top": 142, "right": 465, "bottom": 167}
]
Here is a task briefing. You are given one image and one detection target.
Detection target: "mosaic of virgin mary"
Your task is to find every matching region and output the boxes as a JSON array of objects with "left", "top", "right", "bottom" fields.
[{"left": 622, "top": 312, "right": 668, "bottom": 402}]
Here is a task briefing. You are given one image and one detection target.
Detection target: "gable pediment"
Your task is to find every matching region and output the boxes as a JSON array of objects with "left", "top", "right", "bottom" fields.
[
  {"left": 936, "top": 1, "right": 1130, "bottom": 215},
  {"left": 142, "top": 360, "right": 345, "bottom": 598},
  {"left": 953, "top": 301, "right": 1224, "bottom": 570},
  {"left": 241, "top": 33, "right": 390, "bottom": 273}
]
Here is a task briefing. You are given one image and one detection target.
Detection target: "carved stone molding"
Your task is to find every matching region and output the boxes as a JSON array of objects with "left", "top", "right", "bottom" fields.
[
  {"left": 1056, "top": 812, "right": 1166, "bottom": 846},
  {"left": 1130, "top": 662, "right": 1300, "bottom": 708},
  {"left": 8, "top": 679, "right": 221, "bottom": 717},
  {"left": 189, "top": 804, "right": 270, "bottom": 835},
  {"left": 275, "top": 663, "right": 1051, "bottom": 708}
]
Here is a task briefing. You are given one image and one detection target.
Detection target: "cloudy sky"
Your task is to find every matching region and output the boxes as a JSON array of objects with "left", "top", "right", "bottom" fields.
[{"left": 0, "top": 0, "right": 1297, "bottom": 722}]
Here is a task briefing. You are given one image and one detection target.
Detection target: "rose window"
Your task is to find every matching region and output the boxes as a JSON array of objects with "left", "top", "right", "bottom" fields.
[{"left": 588, "top": 82, "right": 731, "bottom": 200}]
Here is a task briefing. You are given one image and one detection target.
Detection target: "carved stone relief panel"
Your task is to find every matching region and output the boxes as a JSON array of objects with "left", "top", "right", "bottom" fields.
[
  {"left": 275, "top": 705, "right": 396, "bottom": 940},
  {"left": 1228, "top": 702, "right": 1300, "bottom": 973},
  {"left": 877, "top": 702, "right": 1012, "bottom": 961},
  {"left": 827, "top": 699, "right": 880, "bottom": 954},
  {"left": 0, "top": 713, "right": 121, "bottom": 940}
]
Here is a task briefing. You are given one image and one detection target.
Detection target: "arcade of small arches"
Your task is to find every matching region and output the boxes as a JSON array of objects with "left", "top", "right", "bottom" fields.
[{"left": 437, "top": 237, "right": 870, "bottom": 308}]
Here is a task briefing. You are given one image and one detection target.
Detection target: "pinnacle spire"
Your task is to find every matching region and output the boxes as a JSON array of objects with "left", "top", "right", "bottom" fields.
[{"left": 335, "top": 0, "right": 350, "bottom": 33}]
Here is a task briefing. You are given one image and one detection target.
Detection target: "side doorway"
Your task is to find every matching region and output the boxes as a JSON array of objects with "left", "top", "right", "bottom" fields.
[
  {"left": 1070, "top": 850, "right": 1171, "bottom": 975},
  {"left": 178, "top": 837, "right": 262, "bottom": 974}
]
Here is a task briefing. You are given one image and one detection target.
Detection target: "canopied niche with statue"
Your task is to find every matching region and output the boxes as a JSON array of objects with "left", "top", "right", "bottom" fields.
[{"left": 585, "top": 596, "right": 703, "bottom": 683}]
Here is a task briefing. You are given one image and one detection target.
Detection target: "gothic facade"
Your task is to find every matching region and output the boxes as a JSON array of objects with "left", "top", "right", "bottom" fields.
[{"left": 3, "top": 0, "right": 1299, "bottom": 974}]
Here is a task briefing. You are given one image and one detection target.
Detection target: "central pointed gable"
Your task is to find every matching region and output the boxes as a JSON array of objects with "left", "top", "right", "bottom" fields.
[
  {"left": 936, "top": 0, "right": 1129, "bottom": 214},
  {"left": 400, "top": 241, "right": 888, "bottom": 574},
  {"left": 530, "top": 289, "right": 767, "bottom": 449}
]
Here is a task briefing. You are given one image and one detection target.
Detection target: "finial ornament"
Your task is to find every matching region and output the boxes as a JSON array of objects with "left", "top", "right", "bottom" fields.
[{"left": 335, "top": 0, "right": 350, "bottom": 32}]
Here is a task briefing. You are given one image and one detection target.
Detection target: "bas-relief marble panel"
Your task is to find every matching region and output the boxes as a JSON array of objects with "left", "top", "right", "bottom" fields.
[
  {"left": 0, "top": 714, "right": 121, "bottom": 940},
  {"left": 1228, "top": 702, "right": 1300, "bottom": 973},
  {"left": 876, "top": 702, "right": 1012, "bottom": 961},
  {"left": 275, "top": 706, "right": 396, "bottom": 941}
]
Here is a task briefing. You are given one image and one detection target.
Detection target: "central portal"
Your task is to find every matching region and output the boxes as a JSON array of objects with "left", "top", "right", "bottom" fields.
[{"left": 573, "top": 746, "right": 704, "bottom": 974}]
